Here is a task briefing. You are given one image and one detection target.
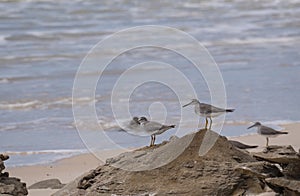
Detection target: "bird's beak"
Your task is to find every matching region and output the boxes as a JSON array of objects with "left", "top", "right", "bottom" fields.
[
  {"left": 182, "top": 101, "right": 192, "bottom": 108},
  {"left": 247, "top": 124, "right": 256, "bottom": 129}
]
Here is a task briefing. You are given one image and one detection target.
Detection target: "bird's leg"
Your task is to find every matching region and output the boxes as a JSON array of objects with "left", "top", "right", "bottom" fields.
[
  {"left": 150, "top": 135, "right": 154, "bottom": 147},
  {"left": 209, "top": 117, "right": 212, "bottom": 130},
  {"left": 153, "top": 135, "right": 156, "bottom": 146},
  {"left": 205, "top": 118, "right": 208, "bottom": 129},
  {"left": 266, "top": 137, "right": 269, "bottom": 147}
]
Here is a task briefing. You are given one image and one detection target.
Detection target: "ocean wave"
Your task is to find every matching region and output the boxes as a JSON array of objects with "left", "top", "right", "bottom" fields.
[
  {"left": 0, "top": 78, "right": 9, "bottom": 84},
  {"left": 4, "top": 148, "right": 89, "bottom": 167},
  {"left": 0, "top": 100, "right": 41, "bottom": 110},
  {"left": 73, "top": 118, "right": 120, "bottom": 131},
  {"left": 203, "top": 36, "right": 300, "bottom": 46},
  {"left": 0, "top": 35, "right": 7, "bottom": 45},
  {"left": 4, "top": 149, "right": 88, "bottom": 156},
  {"left": 0, "top": 96, "right": 100, "bottom": 110}
]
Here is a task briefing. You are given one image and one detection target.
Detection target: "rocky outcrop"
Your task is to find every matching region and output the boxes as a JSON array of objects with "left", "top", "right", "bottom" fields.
[
  {"left": 235, "top": 161, "right": 283, "bottom": 179},
  {"left": 29, "top": 179, "right": 65, "bottom": 189},
  {"left": 0, "top": 154, "right": 28, "bottom": 196},
  {"left": 54, "top": 129, "right": 265, "bottom": 196},
  {"left": 265, "top": 178, "right": 300, "bottom": 195},
  {"left": 53, "top": 130, "right": 300, "bottom": 196},
  {"left": 253, "top": 145, "right": 300, "bottom": 180},
  {"left": 251, "top": 145, "right": 300, "bottom": 195}
]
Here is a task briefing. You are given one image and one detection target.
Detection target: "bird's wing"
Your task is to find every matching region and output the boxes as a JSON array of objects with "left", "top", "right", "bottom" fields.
[
  {"left": 260, "top": 126, "right": 282, "bottom": 135},
  {"left": 200, "top": 103, "right": 227, "bottom": 114},
  {"left": 143, "top": 121, "right": 163, "bottom": 132}
]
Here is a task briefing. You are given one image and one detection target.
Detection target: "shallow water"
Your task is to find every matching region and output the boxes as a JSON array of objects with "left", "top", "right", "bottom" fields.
[{"left": 1, "top": 0, "right": 300, "bottom": 166}]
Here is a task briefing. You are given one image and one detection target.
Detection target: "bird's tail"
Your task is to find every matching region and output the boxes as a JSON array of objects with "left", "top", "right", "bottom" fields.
[
  {"left": 163, "top": 125, "right": 176, "bottom": 129},
  {"left": 226, "top": 109, "right": 235, "bottom": 112},
  {"left": 279, "top": 131, "right": 288, "bottom": 134}
]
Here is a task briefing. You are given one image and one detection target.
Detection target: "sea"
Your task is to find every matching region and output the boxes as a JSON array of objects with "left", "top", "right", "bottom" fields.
[{"left": 1, "top": 0, "right": 300, "bottom": 167}]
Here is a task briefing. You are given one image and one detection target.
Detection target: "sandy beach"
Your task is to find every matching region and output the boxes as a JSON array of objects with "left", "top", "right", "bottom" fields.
[
  {"left": 5, "top": 123, "right": 299, "bottom": 196},
  {"left": 7, "top": 153, "right": 101, "bottom": 196},
  {"left": 6, "top": 149, "right": 126, "bottom": 196}
]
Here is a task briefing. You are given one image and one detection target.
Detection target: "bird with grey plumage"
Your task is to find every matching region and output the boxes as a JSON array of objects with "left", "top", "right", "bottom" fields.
[
  {"left": 247, "top": 122, "right": 288, "bottom": 147},
  {"left": 182, "top": 99, "right": 234, "bottom": 130},
  {"left": 139, "top": 117, "right": 176, "bottom": 147},
  {"left": 121, "top": 116, "right": 143, "bottom": 135}
]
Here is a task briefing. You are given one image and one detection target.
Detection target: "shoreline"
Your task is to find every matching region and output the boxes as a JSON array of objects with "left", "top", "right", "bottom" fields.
[
  {"left": 6, "top": 122, "right": 300, "bottom": 196},
  {"left": 4, "top": 120, "right": 299, "bottom": 168}
]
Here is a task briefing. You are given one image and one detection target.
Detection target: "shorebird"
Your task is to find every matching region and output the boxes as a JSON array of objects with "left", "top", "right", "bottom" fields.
[
  {"left": 128, "top": 116, "right": 140, "bottom": 128},
  {"left": 139, "top": 117, "right": 175, "bottom": 147},
  {"left": 229, "top": 140, "right": 258, "bottom": 150},
  {"left": 183, "top": 99, "right": 234, "bottom": 129},
  {"left": 121, "top": 116, "right": 141, "bottom": 134},
  {"left": 247, "top": 122, "right": 288, "bottom": 147}
]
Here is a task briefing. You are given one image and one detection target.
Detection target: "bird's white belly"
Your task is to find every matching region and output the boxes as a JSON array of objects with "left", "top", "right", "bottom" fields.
[{"left": 199, "top": 112, "right": 224, "bottom": 118}]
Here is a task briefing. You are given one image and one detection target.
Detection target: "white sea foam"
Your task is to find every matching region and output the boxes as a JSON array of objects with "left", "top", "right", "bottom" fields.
[
  {"left": 5, "top": 149, "right": 89, "bottom": 167},
  {"left": 0, "top": 97, "right": 99, "bottom": 110},
  {"left": 203, "top": 36, "right": 300, "bottom": 46},
  {"left": 0, "top": 35, "right": 7, "bottom": 45},
  {"left": 4, "top": 149, "right": 88, "bottom": 156},
  {"left": 0, "top": 78, "right": 9, "bottom": 84},
  {"left": 0, "top": 100, "right": 41, "bottom": 110},
  {"left": 73, "top": 118, "right": 120, "bottom": 131}
]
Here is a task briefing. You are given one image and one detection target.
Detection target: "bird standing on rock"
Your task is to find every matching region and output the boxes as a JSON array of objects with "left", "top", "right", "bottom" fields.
[
  {"left": 139, "top": 117, "right": 175, "bottom": 147},
  {"left": 183, "top": 99, "right": 234, "bottom": 130},
  {"left": 247, "top": 122, "right": 288, "bottom": 147}
]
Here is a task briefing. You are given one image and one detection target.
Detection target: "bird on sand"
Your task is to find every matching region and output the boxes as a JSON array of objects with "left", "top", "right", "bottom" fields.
[
  {"left": 247, "top": 122, "right": 288, "bottom": 147},
  {"left": 183, "top": 99, "right": 234, "bottom": 130},
  {"left": 139, "top": 117, "right": 175, "bottom": 147},
  {"left": 229, "top": 140, "right": 258, "bottom": 150}
]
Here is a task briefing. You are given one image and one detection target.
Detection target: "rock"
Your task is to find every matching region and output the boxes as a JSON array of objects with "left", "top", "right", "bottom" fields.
[
  {"left": 253, "top": 145, "right": 299, "bottom": 164},
  {"left": 229, "top": 140, "right": 258, "bottom": 149},
  {"left": 0, "top": 177, "right": 28, "bottom": 195},
  {"left": 55, "top": 129, "right": 266, "bottom": 196},
  {"left": 169, "top": 135, "right": 179, "bottom": 142},
  {"left": 54, "top": 131, "right": 300, "bottom": 196},
  {"left": 51, "top": 176, "right": 83, "bottom": 196},
  {"left": 266, "top": 177, "right": 300, "bottom": 196},
  {"left": 0, "top": 160, "right": 5, "bottom": 174},
  {"left": 0, "top": 155, "right": 9, "bottom": 162},
  {"left": 235, "top": 161, "right": 283, "bottom": 179},
  {"left": 0, "top": 154, "right": 28, "bottom": 195},
  {"left": 0, "top": 155, "right": 9, "bottom": 174},
  {"left": 29, "top": 179, "right": 65, "bottom": 189},
  {"left": 253, "top": 145, "right": 300, "bottom": 179}
]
